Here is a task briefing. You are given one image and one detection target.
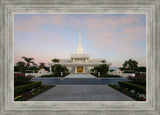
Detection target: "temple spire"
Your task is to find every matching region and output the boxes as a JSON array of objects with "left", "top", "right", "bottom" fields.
[{"left": 77, "top": 32, "right": 83, "bottom": 54}]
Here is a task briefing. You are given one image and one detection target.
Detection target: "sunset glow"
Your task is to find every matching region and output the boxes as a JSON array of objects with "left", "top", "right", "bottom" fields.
[{"left": 14, "top": 14, "right": 146, "bottom": 67}]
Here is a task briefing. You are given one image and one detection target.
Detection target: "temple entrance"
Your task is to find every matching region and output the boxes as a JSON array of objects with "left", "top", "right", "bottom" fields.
[{"left": 77, "top": 66, "right": 83, "bottom": 73}]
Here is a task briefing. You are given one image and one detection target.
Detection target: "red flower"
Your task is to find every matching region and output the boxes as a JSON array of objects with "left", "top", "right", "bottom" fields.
[
  {"left": 24, "top": 91, "right": 28, "bottom": 93},
  {"left": 22, "top": 94, "right": 27, "bottom": 97}
]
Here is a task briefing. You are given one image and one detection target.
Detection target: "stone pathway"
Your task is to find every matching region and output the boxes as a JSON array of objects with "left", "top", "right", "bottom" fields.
[
  {"left": 29, "top": 74, "right": 133, "bottom": 101},
  {"left": 29, "top": 85, "right": 134, "bottom": 101}
]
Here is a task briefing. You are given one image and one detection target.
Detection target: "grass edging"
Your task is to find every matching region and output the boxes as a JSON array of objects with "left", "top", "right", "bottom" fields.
[
  {"left": 14, "top": 81, "right": 42, "bottom": 96},
  {"left": 14, "top": 84, "right": 55, "bottom": 101},
  {"left": 91, "top": 73, "right": 121, "bottom": 78},
  {"left": 118, "top": 81, "right": 146, "bottom": 94},
  {"left": 109, "top": 84, "right": 146, "bottom": 101},
  {"left": 41, "top": 73, "right": 70, "bottom": 77},
  {"left": 109, "top": 84, "right": 137, "bottom": 101}
]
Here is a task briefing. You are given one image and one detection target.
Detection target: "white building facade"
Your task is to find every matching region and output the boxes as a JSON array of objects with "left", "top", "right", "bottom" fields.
[{"left": 48, "top": 32, "right": 112, "bottom": 73}]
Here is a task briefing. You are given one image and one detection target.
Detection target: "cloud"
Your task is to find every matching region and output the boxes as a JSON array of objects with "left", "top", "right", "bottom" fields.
[
  {"left": 14, "top": 16, "right": 48, "bottom": 32},
  {"left": 32, "top": 32, "right": 63, "bottom": 44},
  {"left": 14, "top": 15, "right": 68, "bottom": 33},
  {"left": 14, "top": 14, "right": 146, "bottom": 66},
  {"left": 80, "top": 15, "right": 146, "bottom": 58}
]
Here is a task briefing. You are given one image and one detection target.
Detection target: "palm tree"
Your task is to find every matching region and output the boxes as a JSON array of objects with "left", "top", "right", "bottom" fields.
[
  {"left": 22, "top": 56, "right": 35, "bottom": 70},
  {"left": 52, "top": 58, "right": 60, "bottom": 63},
  {"left": 39, "top": 62, "right": 45, "bottom": 69},
  {"left": 122, "top": 58, "right": 138, "bottom": 70}
]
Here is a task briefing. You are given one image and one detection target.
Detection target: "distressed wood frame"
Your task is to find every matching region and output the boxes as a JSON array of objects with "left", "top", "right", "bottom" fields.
[{"left": 0, "top": 0, "right": 160, "bottom": 115}]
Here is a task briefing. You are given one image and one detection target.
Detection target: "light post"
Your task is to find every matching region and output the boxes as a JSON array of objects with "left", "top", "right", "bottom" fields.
[
  {"left": 61, "top": 72, "right": 63, "bottom": 77},
  {"left": 98, "top": 72, "right": 100, "bottom": 77}
]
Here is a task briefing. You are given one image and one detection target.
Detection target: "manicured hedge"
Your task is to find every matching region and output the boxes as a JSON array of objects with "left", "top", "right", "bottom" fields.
[
  {"left": 100, "top": 74, "right": 121, "bottom": 77},
  {"left": 41, "top": 73, "right": 69, "bottom": 77},
  {"left": 91, "top": 73, "right": 121, "bottom": 77},
  {"left": 14, "top": 81, "right": 42, "bottom": 96},
  {"left": 14, "top": 73, "right": 32, "bottom": 86},
  {"left": 41, "top": 74, "right": 55, "bottom": 77},
  {"left": 118, "top": 81, "right": 146, "bottom": 94}
]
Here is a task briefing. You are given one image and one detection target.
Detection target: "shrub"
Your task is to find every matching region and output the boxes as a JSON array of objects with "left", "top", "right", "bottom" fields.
[
  {"left": 124, "top": 70, "right": 135, "bottom": 73},
  {"left": 138, "top": 67, "right": 146, "bottom": 72},
  {"left": 100, "top": 74, "right": 121, "bottom": 77},
  {"left": 91, "top": 64, "right": 109, "bottom": 75},
  {"left": 52, "top": 64, "right": 69, "bottom": 75},
  {"left": 127, "top": 73, "right": 146, "bottom": 86},
  {"left": 41, "top": 74, "right": 55, "bottom": 77},
  {"left": 118, "top": 81, "right": 146, "bottom": 94},
  {"left": 109, "top": 84, "right": 146, "bottom": 101},
  {"left": 14, "top": 81, "right": 42, "bottom": 96},
  {"left": 91, "top": 73, "right": 120, "bottom": 77},
  {"left": 52, "top": 58, "right": 60, "bottom": 62},
  {"left": 41, "top": 73, "right": 69, "bottom": 77},
  {"left": 14, "top": 73, "right": 32, "bottom": 86}
]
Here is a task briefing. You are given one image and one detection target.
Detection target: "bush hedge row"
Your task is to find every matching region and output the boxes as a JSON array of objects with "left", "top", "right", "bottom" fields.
[
  {"left": 41, "top": 73, "right": 69, "bottom": 77},
  {"left": 100, "top": 74, "right": 121, "bottom": 77},
  {"left": 91, "top": 73, "right": 121, "bottom": 77},
  {"left": 118, "top": 81, "right": 146, "bottom": 94},
  {"left": 14, "top": 81, "right": 42, "bottom": 96}
]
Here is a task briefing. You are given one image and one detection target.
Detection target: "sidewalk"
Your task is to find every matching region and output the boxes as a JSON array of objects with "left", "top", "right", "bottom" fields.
[{"left": 29, "top": 85, "right": 134, "bottom": 101}]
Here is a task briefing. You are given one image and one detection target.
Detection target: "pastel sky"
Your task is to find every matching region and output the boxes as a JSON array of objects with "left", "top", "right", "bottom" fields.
[{"left": 14, "top": 14, "right": 146, "bottom": 67}]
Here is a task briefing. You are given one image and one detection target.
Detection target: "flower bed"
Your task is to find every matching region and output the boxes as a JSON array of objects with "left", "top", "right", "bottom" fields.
[
  {"left": 14, "top": 81, "right": 42, "bottom": 96},
  {"left": 14, "top": 73, "right": 32, "bottom": 86},
  {"left": 109, "top": 84, "right": 146, "bottom": 101},
  {"left": 118, "top": 81, "right": 146, "bottom": 94},
  {"left": 127, "top": 74, "right": 146, "bottom": 86},
  {"left": 14, "top": 84, "right": 55, "bottom": 101}
]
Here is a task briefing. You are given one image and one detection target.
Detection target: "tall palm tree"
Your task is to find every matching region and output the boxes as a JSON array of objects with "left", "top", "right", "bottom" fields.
[
  {"left": 22, "top": 56, "right": 35, "bottom": 70},
  {"left": 122, "top": 58, "right": 138, "bottom": 70}
]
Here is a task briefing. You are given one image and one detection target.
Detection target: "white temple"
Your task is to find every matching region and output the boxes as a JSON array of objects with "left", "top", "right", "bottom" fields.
[{"left": 48, "top": 32, "right": 112, "bottom": 73}]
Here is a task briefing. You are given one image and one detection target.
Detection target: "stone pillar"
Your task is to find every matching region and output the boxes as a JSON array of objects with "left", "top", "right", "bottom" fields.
[
  {"left": 85, "top": 58, "right": 87, "bottom": 62},
  {"left": 75, "top": 66, "right": 77, "bottom": 73},
  {"left": 49, "top": 65, "right": 52, "bottom": 73},
  {"left": 98, "top": 72, "right": 100, "bottom": 77},
  {"left": 108, "top": 70, "right": 110, "bottom": 74},
  {"left": 83, "top": 66, "right": 85, "bottom": 73}
]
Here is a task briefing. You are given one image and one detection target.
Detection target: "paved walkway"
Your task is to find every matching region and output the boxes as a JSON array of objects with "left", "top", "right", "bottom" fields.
[
  {"left": 65, "top": 73, "right": 96, "bottom": 78},
  {"left": 29, "top": 85, "right": 134, "bottom": 101}
]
